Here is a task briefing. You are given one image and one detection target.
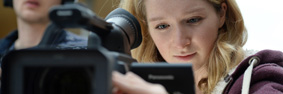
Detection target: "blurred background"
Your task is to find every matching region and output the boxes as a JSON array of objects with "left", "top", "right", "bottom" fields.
[
  {"left": 0, "top": 0, "right": 120, "bottom": 37},
  {"left": 236, "top": 0, "right": 283, "bottom": 51},
  {"left": 0, "top": 0, "right": 282, "bottom": 51}
]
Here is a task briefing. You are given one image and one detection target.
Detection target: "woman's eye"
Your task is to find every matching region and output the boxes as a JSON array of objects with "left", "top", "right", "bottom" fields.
[
  {"left": 155, "top": 24, "right": 170, "bottom": 29},
  {"left": 187, "top": 17, "right": 202, "bottom": 23}
]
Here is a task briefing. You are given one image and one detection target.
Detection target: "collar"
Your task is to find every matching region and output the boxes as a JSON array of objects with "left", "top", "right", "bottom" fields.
[
  {"left": 211, "top": 66, "right": 237, "bottom": 94},
  {"left": 0, "top": 30, "right": 18, "bottom": 55},
  {"left": 0, "top": 29, "right": 68, "bottom": 55}
]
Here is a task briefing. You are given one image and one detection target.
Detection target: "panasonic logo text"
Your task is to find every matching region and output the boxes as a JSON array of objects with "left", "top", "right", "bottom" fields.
[{"left": 148, "top": 74, "right": 174, "bottom": 80}]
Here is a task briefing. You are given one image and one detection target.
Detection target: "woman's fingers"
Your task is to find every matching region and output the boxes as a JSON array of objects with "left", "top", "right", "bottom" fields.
[
  {"left": 112, "top": 71, "right": 137, "bottom": 93},
  {"left": 112, "top": 71, "right": 168, "bottom": 94}
]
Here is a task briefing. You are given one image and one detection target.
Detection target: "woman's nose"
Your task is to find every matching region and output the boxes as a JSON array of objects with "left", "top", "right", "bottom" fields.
[{"left": 172, "top": 26, "right": 191, "bottom": 49}]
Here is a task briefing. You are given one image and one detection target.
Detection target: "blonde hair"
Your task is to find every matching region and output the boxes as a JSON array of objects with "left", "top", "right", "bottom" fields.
[{"left": 119, "top": 0, "right": 247, "bottom": 93}]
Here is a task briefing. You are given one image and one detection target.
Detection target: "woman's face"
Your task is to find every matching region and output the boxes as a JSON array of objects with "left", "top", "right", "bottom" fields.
[{"left": 145, "top": 0, "right": 225, "bottom": 68}]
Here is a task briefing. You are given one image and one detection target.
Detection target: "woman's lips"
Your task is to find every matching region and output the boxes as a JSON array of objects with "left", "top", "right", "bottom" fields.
[
  {"left": 26, "top": 1, "right": 40, "bottom": 8},
  {"left": 174, "top": 53, "right": 196, "bottom": 61}
]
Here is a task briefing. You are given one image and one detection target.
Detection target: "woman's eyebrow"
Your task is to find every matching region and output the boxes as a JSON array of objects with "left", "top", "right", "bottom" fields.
[
  {"left": 148, "top": 7, "right": 205, "bottom": 22},
  {"left": 148, "top": 17, "right": 164, "bottom": 22},
  {"left": 183, "top": 7, "right": 206, "bottom": 15}
]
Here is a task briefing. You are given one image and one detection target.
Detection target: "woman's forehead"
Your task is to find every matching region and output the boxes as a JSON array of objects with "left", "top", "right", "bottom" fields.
[
  {"left": 144, "top": 0, "right": 211, "bottom": 9},
  {"left": 144, "top": 0, "right": 213, "bottom": 20}
]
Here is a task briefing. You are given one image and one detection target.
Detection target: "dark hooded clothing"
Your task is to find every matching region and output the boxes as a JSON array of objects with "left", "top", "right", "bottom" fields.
[{"left": 223, "top": 50, "right": 283, "bottom": 94}]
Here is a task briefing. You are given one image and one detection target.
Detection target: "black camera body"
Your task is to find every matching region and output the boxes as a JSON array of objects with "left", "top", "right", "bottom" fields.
[
  {"left": 2, "top": 49, "right": 115, "bottom": 94},
  {"left": 39, "top": 4, "right": 142, "bottom": 55},
  {"left": 2, "top": 3, "right": 141, "bottom": 94}
]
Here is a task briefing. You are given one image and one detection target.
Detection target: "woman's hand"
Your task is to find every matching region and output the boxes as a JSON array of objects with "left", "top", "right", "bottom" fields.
[{"left": 112, "top": 71, "right": 168, "bottom": 94}]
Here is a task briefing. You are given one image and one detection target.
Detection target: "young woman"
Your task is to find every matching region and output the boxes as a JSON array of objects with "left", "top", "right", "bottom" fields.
[{"left": 112, "top": 0, "right": 283, "bottom": 94}]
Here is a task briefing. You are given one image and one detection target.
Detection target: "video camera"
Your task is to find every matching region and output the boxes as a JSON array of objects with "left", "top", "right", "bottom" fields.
[{"left": 1, "top": 3, "right": 195, "bottom": 94}]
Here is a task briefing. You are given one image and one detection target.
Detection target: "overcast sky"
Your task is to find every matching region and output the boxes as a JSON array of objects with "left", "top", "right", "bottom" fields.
[{"left": 236, "top": 0, "right": 283, "bottom": 51}]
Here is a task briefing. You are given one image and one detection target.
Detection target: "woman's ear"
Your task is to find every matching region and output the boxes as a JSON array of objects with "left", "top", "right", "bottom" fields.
[{"left": 219, "top": 3, "right": 227, "bottom": 28}]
